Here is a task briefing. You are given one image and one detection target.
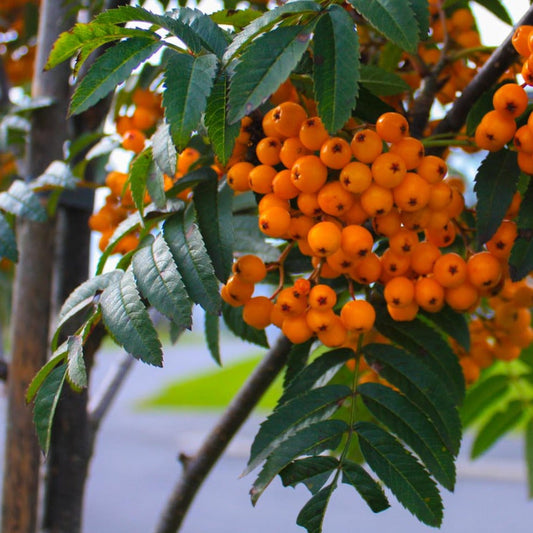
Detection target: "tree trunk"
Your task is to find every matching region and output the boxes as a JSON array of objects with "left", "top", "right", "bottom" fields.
[{"left": 1, "top": 1, "right": 75, "bottom": 532}]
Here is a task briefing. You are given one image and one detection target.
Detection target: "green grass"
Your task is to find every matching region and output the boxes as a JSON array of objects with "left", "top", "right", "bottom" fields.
[{"left": 137, "top": 354, "right": 283, "bottom": 411}]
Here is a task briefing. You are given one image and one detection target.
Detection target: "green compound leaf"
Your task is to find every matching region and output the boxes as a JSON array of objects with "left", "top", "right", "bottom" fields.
[
  {"left": 359, "top": 65, "right": 410, "bottom": 96},
  {"left": 474, "top": 149, "right": 520, "bottom": 246},
  {"left": 70, "top": 37, "right": 161, "bottom": 116},
  {"left": 280, "top": 456, "right": 339, "bottom": 495},
  {"left": 359, "top": 383, "right": 456, "bottom": 490},
  {"left": 510, "top": 178, "right": 533, "bottom": 281},
  {"left": 372, "top": 297, "right": 465, "bottom": 405},
  {"left": 471, "top": 400, "right": 526, "bottom": 459},
  {"left": 227, "top": 22, "right": 316, "bottom": 124},
  {"left": 163, "top": 211, "right": 221, "bottom": 315},
  {"left": 362, "top": 342, "right": 461, "bottom": 456},
  {"left": 353, "top": 85, "right": 396, "bottom": 123},
  {"left": 283, "top": 339, "right": 314, "bottom": 391},
  {"left": 348, "top": 0, "right": 420, "bottom": 53},
  {"left": 0, "top": 212, "right": 17, "bottom": 262},
  {"left": 420, "top": 305, "right": 470, "bottom": 352},
  {"left": 205, "top": 311, "right": 221, "bottom": 365},
  {"left": 205, "top": 72, "right": 240, "bottom": 166},
  {"left": 296, "top": 482, "right": 336, "bottom": 533},
  {"left": 46, "top": 23, "right": 153, "bottom": 72},
  {"left": 100, "top": 268, "right": 163, "bottom": 367},
  {"left": 313, "top": 5, "right": 360, "bottom": 133},
  {"left": 221, "top": 302, "right": 268, "bottom": 348},
  {"left": 163, "top": 52, "right": 218, "bottom": 151},
  {"left": 193, "top": 177, "right": 234, "bottom": 283},
  {"left": 281, "top": 347, "right": 355, "bottom": 405},
  {"left": 408, "top": 0, "right": 430, "bottom": 39},
  {"left": 26, "top": 349, "right": 69, "bottom": 404},
  {"left": 223, "top": 1, "right": 321, "bottom": 63},
  {"left": 460, "top": 374, "right": 510, "bottom": 428},
  {"left": 33, "top": 364, "right": 67, "bottom": 455},
  {"left": 0, "top": 180, "right": 47, "bottom": 222},
  {"left": 250, "top": 419, "right": 348, "bottom": 505},
  {"left": 245, "top": 385, "right": 351, "bottom": 476},
  {"left": 356, "top": 421, "right": 443, "bottom": 527},
  {"left": 341, "top": 460, "right": 390, "bottom": 513},
  {"left": 132, "top": 234, "right": 192, "bottom": 330},
  {"left": 95, "top": 5, "right": 228, "bottom": 58},
  {"left": 66, "top": 335, "right": 87, "bottom": 390},
  {"left": 210, "top": 8, "right": 262, "bottom": 29},
  {"left": 152, "top": 122, "right": 177, "bottom": 178},
  {"left": 129, "top": 149, "right": 153, "bottom": 218}
]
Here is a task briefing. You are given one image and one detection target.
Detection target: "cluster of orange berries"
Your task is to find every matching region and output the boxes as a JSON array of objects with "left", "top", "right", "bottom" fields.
[
  {"left": 457, "top": 276, "right": 533, "bottom": 384},
  {"left": 116, "top": 88, "right": 164, "bottom": 154},
  {"left": 89, "top": 145, "right": 203, "bottom": 253},
  {"left": 221, "top": 101, "right": 512, "bottom": 356}
]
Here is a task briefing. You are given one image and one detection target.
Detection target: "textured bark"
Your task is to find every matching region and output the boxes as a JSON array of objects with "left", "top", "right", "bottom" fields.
[
  {"left": 1, "top": 2, "right": 74, "bottom": 532},
  {"left": 155, "top": 335, "right": 293, "bottom": 533}
]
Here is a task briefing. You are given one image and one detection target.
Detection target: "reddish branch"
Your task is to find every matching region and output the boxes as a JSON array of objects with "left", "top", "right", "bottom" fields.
[{"left": 154, "top": 335, "right": 293, "bottom": 533}]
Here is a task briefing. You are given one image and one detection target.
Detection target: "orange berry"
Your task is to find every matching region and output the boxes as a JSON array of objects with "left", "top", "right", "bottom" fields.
[
  {"left": 375, "top": 112, "right": 409, "bottom": 143},
  {"left": 475, "top": 110, "right": 516, "bottom": 152},
  {"left": 512, "top": 25, "right": 533, "bottom": 56},
  {"left": 340, "top": 161, "right": 372, "bottom": 194},
  {"left": 460, "top": 357, "right": 480, "bottom": 385},
  {"left": 288, "top": 213, "right": 314, "bottom": 240},
  {"left": 350, "top": 129, "right": 383, "bottom": 163},
  {"left": 116, "top": 115, "right": 134, "bottom": 136},
  {"left": 493, "top": 83, "right": 528, "bottom": 119},
  {"left": 433, "top": 253, "right": 467, "bottom": 288},
  {"left": 256, "top": 137, "right": 282, "bottom": 166},
  {"left": 401, "top": 207, "right": 432, "bottom": 232},
  {"left": 232, "top": 254, "right": 267, "bottom": 283},
  {"left": 178, "top": 147, "right": 201, "bottom": 174},
  {"left": 291, "top": 155, "right": 328, "bottom": 193},
  {"left": 340, "top": 299, "right": 376, "bottom": 333},
  {"left": 417, "top": 155, "right": 447, "bottom": 184},
  {"left": 132, "top": 106, "right": 158, "bottom": 130},
  {"left": 297, "top": 192, "right": 322, "bottom": 217},
  {"left": 276, "top": 286, "right": 308, "bottom": 317},
  {"left": 388, "top": 228, "right": 419, "bottom": 256},
  {"left": 341, "top": 224, "right": 374, "bottom": 258},
  {"left": 317, "top": 315, "right": 347, "bottom": 347},
  {"left": 317, "top": 181, "right": 355, "bottom": 217},
  {"left": 387, "top": 300, "right": 419, "bottom": 321},
  {"left": 341, "top": 198, "right": 369, "bottom": 225},
  {"left": 380, "top": 248, "right": 411, "bottom": 278},
  {"left": 427, "top": 182, "right": 453, "bottom": 211},
  {"left": 425, "top": 222, "right": 456, "bottom": 248},
  {"left": 352, "top": 252, "right": 382, "bottom": 284},
  {"left": 249, "top": 164, "right": 277, "bottom": 194},
  {"left": 486, "top": 220, "right": 517, "bottom": 259},
  {"left": 326, "top": 248, "right": 356, "bottom": 274},
  {"left": 371, "top": 152, "right": 406, "bottom": 188},
  {"left": 384, "top": 276, "right": 415, "bottom": 308},
  {"left": 514, "top": 125, "right": 533, "bottom": 153},
  {"left": 444, "top": 281, "right": 479, "bottom": 313},
  {"left": 282, "top": 314, "right": 314, "bottom": 344},
  {"left": 307, "top": 221, "right": 342, "bottom": 257},
  {"left": 262, "top": 108, "right": 283, "bottom": 139},
  {"left": 279, "top": 137, "right": 311, "bottom": 168},
  {"left": 410, "top": 241, "right": 441, "bottom": 275},
  {"left": 272, "top": 169, "right": 300, "bottom": 200},
  {"left": 393, "top": 172, "right": 431, "bottom": 212},
  {"left": 258, "top": 206, "right": 291, "bottom": 238},
  {"left": 122, "top": 129, "right": 146, "bottom": 153},
  {"left": 372, "top": 208, "right": 402, "bottom": 237},
  {"left": 360, "top": 183, "right": 394, "bottom": 217},
  {"left": 272, "top": 102, "right": 307, "bottom": 138},
  {"left": 299, "top": 116, "right": 330, "bottom": 151},
  {"left": 258, "top": 193, "right": 290, "bottom": 213},
  {"left": 224, "top": 275, "right": 254, "bottom": 306},
  {"left": 308, "top": 284, "right": 337, "bottom": 310},
  {"left": 389, "top": 137, "right": 424, "bottom": 170},
  {"left": 415, "top": 277, "right": 445, "bottom": 313},
  {"left": 243, "top": 296, "right": 274, "bottom": 329},
  {"left": 227, "top": 162, "right": 254, "bottom": 192},
  {"left": 466, "top": 251, "right": 502, "bottom": 289},
  {"left": 306, "top": 307, "right": 337, "bottom": 333},
  {"left": 320, "top": 137, "right": 352, "bottom": 169}
]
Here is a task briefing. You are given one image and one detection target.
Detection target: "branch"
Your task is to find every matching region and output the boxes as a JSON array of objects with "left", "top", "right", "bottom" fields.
[
  {"left": 431, "top": 5, "right": 533, "bottom": 141},
  {"left": 0, "top": 358, "right": 7, "bottom": 381},
  {"left": 88, "top": 351, "right": 135, "bottom": 437},
  {"left": 154, "top": 334, "right": 293, "bottom": 533}
]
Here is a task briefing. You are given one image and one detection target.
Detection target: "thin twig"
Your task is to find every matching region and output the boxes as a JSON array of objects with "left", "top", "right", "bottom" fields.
[
  {"left": 431, "top": 4, "right": 533, "bottom": 143},
  {"left": 154, "top": 334, "right": 293, "bottom": 533}
]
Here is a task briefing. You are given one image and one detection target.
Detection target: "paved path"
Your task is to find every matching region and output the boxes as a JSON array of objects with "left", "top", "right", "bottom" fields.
[{"left": 1, "top": 331, "right": 532, "bottom": 532}]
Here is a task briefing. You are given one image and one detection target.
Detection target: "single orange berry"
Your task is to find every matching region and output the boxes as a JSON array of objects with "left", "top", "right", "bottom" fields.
[
  {"left": 375, "top": 112, "right": 409, "bottom": 143},
  {"left": 340, "top": 299, "right": 376, "bottom": 333}
]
